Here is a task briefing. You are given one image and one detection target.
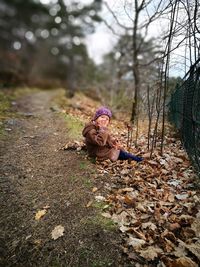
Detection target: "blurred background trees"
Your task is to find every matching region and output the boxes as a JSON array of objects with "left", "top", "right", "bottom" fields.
[{"left": 0, "top": 0, "right": 102, "bottom": 96}]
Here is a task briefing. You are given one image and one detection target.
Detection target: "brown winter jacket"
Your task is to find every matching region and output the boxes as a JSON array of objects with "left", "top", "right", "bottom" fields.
[{"left": 82, "top": 121, "right": 120, "bottom": 161}]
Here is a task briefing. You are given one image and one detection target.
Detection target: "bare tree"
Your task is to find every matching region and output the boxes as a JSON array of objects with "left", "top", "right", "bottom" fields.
[
  {"left": 101, "top": 0, "right": 200, "bottom": 155},
  {"left": 102, "top": 0, "right": 170, "bottom": 123}
]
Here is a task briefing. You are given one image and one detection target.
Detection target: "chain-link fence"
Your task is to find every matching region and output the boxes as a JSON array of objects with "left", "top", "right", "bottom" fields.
[{"left": 169, "top": 60, "right": 200, "bottom": 176}]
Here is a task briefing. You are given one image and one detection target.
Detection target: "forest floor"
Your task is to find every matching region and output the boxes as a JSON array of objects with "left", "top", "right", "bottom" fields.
[{"left": 0, "top": 88, "right": 200, "bottom": 267}]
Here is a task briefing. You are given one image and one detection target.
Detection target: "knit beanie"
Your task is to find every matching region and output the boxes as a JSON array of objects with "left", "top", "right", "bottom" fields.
[{"left": 93, "top": 107, "right": 112, "bottom": 121}]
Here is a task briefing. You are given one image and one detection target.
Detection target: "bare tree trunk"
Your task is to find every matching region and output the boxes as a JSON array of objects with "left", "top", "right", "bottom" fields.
[
  {"left": 160, "top": 0, "right": 178, "bottom": 155},
  {"left": 66, "top": 56, "right": 76, "bottom": 98},
  {"left": 131, "top": 0, "right": 141, "bottom": 123},
  {"left": 147, "top": 85, "right": 156, "bottom": 150},
  {"left": 150, "top": 80, "right": 163, "bottom": 157}
]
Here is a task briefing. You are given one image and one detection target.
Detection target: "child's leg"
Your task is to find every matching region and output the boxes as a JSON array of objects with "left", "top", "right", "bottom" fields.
[{"left": 118, "top": 150, "right": 143, "bottom": 162}]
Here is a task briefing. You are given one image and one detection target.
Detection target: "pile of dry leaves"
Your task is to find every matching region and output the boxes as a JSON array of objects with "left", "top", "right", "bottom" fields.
[
  {"left": 64, "top": 97, "right": 200, "bottom": 267},
  {"left": 95, "top": 140, "right": 200, "bottom": 267}
]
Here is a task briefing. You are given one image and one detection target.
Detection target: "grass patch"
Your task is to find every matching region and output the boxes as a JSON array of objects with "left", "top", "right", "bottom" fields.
[
  {"left": 78, "top": 247, "right": 93, "bottom": 261},
  {"left": 68, "top": 175, "right": 78, "bottom": 182},
  {"left": 0, "top": 91, "right": 15, "bottom": 136},
  {"left": 92, "top": 201, "right": 110, "bottom": 210},
  {"left": 81, "top": 214, "right": 117, "bottom": 232},
  {"left": 52, "top": 90, "right": 85, "bottom": 141},
  {"left": 78, "top": 247, "right": 113, "bottom": 267},
  {"left": 79, "top": 161, "right": 88, "bottom": 169},
  {"left": 0, "top": 91, "right": 13, "bottom": 119},
  {"left": 13, "top": 87, "right": 40, "bottom": 98},
  {"left": 91, "top": 259, "right": 113, "bottom": 267},
  {"left": 63, "top": 113, "right": 84, "bottom": 140},
  {"left": 83, "top": 178, "right": 93, "bottom": 188}
]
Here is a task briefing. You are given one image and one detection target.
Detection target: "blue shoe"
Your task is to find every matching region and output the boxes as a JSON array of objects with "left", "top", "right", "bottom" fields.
[{"left": 136, "top": 157, "right": 143, "bottom": 162}]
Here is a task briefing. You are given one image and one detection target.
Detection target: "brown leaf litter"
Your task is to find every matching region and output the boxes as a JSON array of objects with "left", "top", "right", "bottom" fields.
[{"left": 65, "top": 95, "right": 200, "bottom": 267}]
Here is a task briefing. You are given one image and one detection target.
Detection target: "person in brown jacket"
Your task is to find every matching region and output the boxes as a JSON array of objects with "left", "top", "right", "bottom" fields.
[{"left": 82, "top": 107, "right": 143, "bottom": 162}]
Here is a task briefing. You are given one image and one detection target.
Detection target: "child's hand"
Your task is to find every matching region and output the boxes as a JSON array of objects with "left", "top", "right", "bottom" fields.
[
  {"left": 113, "top": 139, "right": 122, "bottom": 149},
  {"left": 96, "top": 121, "right": 107, "bottom": 128}
]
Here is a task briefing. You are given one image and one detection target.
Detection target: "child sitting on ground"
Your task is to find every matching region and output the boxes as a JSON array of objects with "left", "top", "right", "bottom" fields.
[{"left": 82, "top": 107, "right": 143, "bottom": 162}]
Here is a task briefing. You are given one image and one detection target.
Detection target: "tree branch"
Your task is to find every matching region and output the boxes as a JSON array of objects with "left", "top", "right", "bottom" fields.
[{"left": 103, "top": 1, "right": 132, "bottom": 30}]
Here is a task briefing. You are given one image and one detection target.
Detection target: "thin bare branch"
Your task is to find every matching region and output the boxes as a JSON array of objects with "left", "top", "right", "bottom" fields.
[
  {"left": 101, "top": 18, "right": 122, "bottom": 37},
  {"left": 194, "top": 0, "right": 200, "bottom": 33},
  {"left": 123, "top": 0, "right": 134, "bottom": 23},
  {"left": 103, "top": 1, "right": 132, "bottom": 30}
]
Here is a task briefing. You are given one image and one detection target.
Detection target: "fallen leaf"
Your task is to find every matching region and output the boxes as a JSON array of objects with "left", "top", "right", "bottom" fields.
[
  {"left": 43, "top": 205, "right": 50, "bottom": 209},
  {"left": 179, "top": 214, "right": 194, "bottom": 226},
  {"left": 33, "top": 239, "right": 42, "bottom": 246},
  {"left": 139, "top": 246, "right": 163, "bottom": 260},
  {"left": 173, "top": 157, "right": 184, "bottom": 164},
  {"left": 112, "top": 211, "right": 130, "bottom": 226},
  {"left": 180, "top": 241, "right": 200, "bottom": 261},
  {"left": 92, "top": 187, "right": 98, "bottom": 193},
  {"left": 173, "top": 243, "right": 187, "bottom": 258},
  {"left": 136, "top": 203, "right": 147, "bottom": 212},
  {"left": 132, "top": 228, "right": 146, "bottom": 241},
  {"left": 121, "top": 169, "right": 130, "bottom": 175},
  {"left": 181, "top": 227, "right": 196, "bottom": 239},
  {"left": 167, "top": 179, "right": 181, "bottom": 187},
  {"left": 148, "top": 160, "right": 158, "bottom": 166},
  {"left": 119, "top": 225, "right": 130, "bottom": 233},
  {"left": 169, "top": 222, "right": 181, "bottom": 231},
  {"left": 51, "top": 225, "right": 65, "bottom": 240},
  {"left": 121, "top": 187, "right": 134, "bottom": 192},
  {"left": 191, "top": 218, "right": 200, "bottom": 238},
  {"left": 123, "top": 195, "right": 136, "bottom": 207},
  {"left": 95, "top": 195, "right": 106, "bottom": 202},
  {"left": 35, "top": 209, "right": 47, "bottom": 220},
  {"left": 170, "top": 257, "right": 198, "bottom": 267},
  {"left": 86, "top": 200, "right": 93, "bottom": 208},
  {"left": 102, "top": 204, "right": 110, "bottom": 210},
  {"left": 126, "top": 236, "right": 145, "bottom": 249},
  {"left": 101, "top": 212, "right": 112, "bottom": 218},
  {"left": 141, "top": 222, "right": 157, "bottom": 231},
  {"left": 25, "top": 235, "right": 32, "bottom": 240},
  {"left": 168, "top": 192, "right": 175, "bottom": 202},
  {"left": 175, "top": 193, "right": 189, "bottom": 200}
]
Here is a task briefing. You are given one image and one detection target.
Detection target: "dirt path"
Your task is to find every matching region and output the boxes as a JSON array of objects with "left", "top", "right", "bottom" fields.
[{"left": 0, "top": 90, "right": 126, "bottom": 267}]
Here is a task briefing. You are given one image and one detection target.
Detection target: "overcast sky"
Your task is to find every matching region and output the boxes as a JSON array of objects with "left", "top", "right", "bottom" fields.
[
  {"left": 84, "top": 0, "right": 121, "bottom": 64},
  {"left": 84, "top": 0, "right": 167, "bottom": 65}
]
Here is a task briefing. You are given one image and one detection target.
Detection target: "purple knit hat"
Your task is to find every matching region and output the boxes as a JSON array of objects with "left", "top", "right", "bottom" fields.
[{"left": 93, "top": 106, "right": 112, "bottom": 121}]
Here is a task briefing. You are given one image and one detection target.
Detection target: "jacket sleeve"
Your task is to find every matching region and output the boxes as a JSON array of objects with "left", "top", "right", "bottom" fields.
[{"left": 86, "top": 128, "right": 109, "bottom": 146}]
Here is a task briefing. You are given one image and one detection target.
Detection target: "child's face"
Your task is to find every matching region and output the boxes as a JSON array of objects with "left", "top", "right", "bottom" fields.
[{"left": 95, "top": 115, "right": 110, "bottom": 127}]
